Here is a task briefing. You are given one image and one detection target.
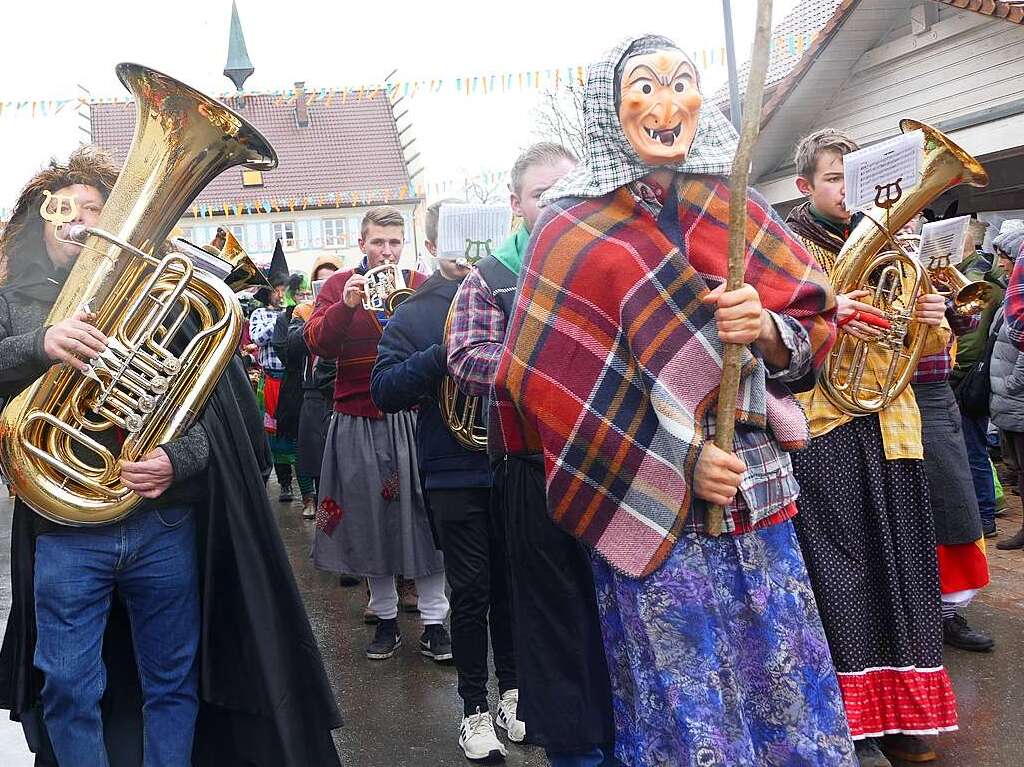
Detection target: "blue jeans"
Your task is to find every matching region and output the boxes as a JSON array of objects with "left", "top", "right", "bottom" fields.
[
  {"left": 33, "top": 506, "right": 200, "bottom": 767},
  {"left": 962, "top": 412, "right": 996, "bottom": 526},
  {"left": 546, "top": 747, "right": 606, "bottom": 767}
]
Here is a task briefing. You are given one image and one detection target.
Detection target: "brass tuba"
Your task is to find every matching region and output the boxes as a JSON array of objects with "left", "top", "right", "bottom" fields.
[
  {"left": 0, "top": 63, "right": 277, "bottom": 525},
  {"left": 822, "top": 119, "right": 988, "bottom": 415}
]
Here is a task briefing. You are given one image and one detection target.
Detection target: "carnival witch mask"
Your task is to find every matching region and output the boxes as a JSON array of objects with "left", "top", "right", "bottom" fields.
[{"left": 618, "top": 50, "right": 703, "bottom": 166}]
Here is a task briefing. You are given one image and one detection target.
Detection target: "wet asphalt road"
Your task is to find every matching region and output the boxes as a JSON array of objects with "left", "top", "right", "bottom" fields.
[{"left": 0, "top": 484, "right": 1022, "bottom": 766}]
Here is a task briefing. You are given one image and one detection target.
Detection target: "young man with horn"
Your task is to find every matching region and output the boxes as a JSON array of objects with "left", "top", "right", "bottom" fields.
[
  {"left": 786, "top": 128, "right": 955, "bottom": 767},
  {"left": 0, "top": 148, "right": 341, "bottom": 766},
  {"left": 371, "top": 200, "right": 523, "bottom": 762},
  {"left": 446, "top": 144, "right": 621, "bottom": 767},
  {"left": 493, "top": 36, "right": 854, "bottom": 767},
  {"left": 305, "top": 205, "right": 452, "bottom": 661}
]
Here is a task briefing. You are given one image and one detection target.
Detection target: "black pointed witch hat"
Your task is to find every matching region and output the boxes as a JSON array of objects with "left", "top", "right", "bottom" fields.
[
  {"left": 267, "top": 239, "right": 289, "bottom": 286},
  {"left": 255, "top": 239, "right": 289, "bottom": 304}
]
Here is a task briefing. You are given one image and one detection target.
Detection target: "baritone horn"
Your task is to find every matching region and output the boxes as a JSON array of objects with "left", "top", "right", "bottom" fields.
[
  {"left": 0, "top": 63, "right": 278, "bottom": 526},
  {"left": 822, "top": 118, "right": 988, "bottom": 416},
  {"left": 440, "top": 299, "right": 488, "bottom": 451}
]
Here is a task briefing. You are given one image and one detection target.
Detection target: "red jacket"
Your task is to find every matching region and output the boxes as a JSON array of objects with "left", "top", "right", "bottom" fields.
[{"left": 304, "top": 266, "right": 427, "bottom": 418}]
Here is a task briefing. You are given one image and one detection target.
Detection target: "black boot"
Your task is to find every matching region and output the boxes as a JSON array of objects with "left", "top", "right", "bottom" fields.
[
  {"left": 854, "top": 738, "right": 892, "bottom": 767},
  {"left": 943, "top": 614, "right": 995, "bottom": 652},
  {"left": 996, "top": 526, "right": 1024, "bottom": 550}
]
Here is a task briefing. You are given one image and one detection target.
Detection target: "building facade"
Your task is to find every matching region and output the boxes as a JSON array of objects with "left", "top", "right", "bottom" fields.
[{"left": 91, "top": 81, "right": 424, "bottom": 274}]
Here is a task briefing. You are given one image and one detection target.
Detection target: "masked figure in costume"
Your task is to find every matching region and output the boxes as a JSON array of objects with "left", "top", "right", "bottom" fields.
[
  {"left": 494, "top": 36, "right": 855, "bottom": 766},
  {"left": 0, "top": 148, "right": 341, "bottom": 767}
]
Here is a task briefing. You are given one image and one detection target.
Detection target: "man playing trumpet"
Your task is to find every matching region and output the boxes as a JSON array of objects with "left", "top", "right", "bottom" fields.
[{"left": 305, "top": 206, "right": 451, "bottom": 662}]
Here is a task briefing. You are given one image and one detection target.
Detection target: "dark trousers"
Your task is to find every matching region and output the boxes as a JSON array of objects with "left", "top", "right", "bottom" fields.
[
  {"left": 1003, "top": 431, "right": 1024, "bottom": 497},
  {"left": 494, "top": 455, "right": 614, "bottom": 753},
  {"left": 961, "top": 413, "right": 996, "bottom": 526},
  {"left": 429, "top": 487, "right": 516, "bottom": 715},
  {"left": 274, "top": 462, "right": 293, "bottom": 488}
]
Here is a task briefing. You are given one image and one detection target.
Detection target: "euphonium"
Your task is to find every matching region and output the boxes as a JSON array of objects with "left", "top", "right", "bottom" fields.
[
  {"left": 0, "top": 63, "right": 277, "bottom": 525},
  {"left": 822, "top": 119, "right": 988, "bottom": 415},
  {"left": 363, "top": 261, "right": 414, "bottom": 315},
  {"left": 439, "top": 299, "right": 487, "bottom": 451}
]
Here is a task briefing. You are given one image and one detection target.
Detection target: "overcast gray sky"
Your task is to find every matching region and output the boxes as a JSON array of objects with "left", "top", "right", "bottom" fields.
[{"left": 0, "top": 0, "right": 800, "bottom": 211}]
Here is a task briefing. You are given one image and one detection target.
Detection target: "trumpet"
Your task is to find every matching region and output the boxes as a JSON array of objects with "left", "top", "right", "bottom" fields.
[
  {"left": 930, "top": 265, "right": 993, "bottom": 317},
  {"left": 362, "top": 261, "right": 414, "bottom": 315},
  {"left": 897, "top": 233, "right": 993, "bottom": 318}
]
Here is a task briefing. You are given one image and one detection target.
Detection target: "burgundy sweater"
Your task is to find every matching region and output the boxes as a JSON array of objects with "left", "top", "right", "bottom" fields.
[{"left": 304, "top": 267, "right": 426, "bottom": 418}]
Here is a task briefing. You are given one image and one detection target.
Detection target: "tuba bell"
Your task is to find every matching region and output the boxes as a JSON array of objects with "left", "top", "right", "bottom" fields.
[
  {"left": 822, "top": 119, "right": 988, "bottom": 416},
  {"left": 0, "top": 63, "right": 277, "bottom": 525}
]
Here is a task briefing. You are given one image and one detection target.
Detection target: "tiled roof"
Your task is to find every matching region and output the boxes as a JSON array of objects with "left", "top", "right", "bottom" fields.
[
  {"left": 932, "top": 0, "right": 1024, "bottom": 23},
  {"left": 90, "top": 90, "right": 417, "bottom": 210},
  {"left": 713, "top": 0, "right": 846, "bottom": 108}
]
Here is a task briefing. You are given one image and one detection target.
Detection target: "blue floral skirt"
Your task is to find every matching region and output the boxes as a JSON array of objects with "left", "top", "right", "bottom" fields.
[{"left": 590, "top": 520, "right": 855, "bottom": 767}]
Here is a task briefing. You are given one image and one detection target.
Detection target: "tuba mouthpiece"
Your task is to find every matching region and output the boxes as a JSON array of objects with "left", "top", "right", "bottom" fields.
[{"left": 64, "top": 224, "right": 89, "bottom": 243}]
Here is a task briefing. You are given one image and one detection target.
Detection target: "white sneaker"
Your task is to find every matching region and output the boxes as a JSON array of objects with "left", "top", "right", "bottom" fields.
[
  {"left": 459, "top": 708, "right": 507, "bottom": 762},
  {"left": 495, "top": 689, "right": 526, "bottom": 743}
]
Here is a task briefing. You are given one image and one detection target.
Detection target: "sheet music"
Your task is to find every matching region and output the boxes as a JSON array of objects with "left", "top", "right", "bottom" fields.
[
  {"left": 918, "top": 215, "right": 971, "bottom": 269},
  {"left": 843, "top": 130, "right": 924, "bottom": 211}
]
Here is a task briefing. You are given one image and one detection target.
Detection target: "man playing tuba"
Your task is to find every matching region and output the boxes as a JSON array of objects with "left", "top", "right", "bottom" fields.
[{"left": 0, "top": 148, "right": 341, "bottom": 766}]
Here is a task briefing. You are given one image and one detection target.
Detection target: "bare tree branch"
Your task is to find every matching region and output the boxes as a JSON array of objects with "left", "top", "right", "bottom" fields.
[
  {"left": 462, "top": 178, "right": 505, "bottom": 204},
  {"left": 531, "top": 80, "right": 586, "bottom": 158}
]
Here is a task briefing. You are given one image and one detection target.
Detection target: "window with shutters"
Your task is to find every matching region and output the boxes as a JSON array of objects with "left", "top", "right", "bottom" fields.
[
  {"left": 273, "top": 221, "right": 296, "bottom": 250},
  {"left": 323, "top": 218, "right": 347, "bottom": 247}
]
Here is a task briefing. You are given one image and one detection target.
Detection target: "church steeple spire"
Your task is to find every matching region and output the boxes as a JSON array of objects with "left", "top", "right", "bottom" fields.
[{"left": 223, "top": 1, "right": 254, "bottom": 91}]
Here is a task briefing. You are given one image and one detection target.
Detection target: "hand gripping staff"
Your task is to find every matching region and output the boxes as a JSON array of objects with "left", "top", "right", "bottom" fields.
[{"left": 708, "top": 0, "right": 774, "bottom": 536}]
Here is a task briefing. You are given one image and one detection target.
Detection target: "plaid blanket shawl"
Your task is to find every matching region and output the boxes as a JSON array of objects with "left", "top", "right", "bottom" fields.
[{"left": 495, "top": 177, "right": 835, "bottom": 577}]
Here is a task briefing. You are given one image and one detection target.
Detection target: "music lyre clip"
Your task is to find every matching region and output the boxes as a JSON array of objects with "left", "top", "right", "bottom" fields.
[
  {"left": 874, "top": 178, "right": 904, "bottom": 230},
  {"left": 39, "top": 190, "right": 79, "bottom": 230}
]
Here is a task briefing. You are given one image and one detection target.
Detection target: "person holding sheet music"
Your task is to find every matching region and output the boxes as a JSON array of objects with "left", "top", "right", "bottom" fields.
[
  {"left": 786, "top": 128, "right": 956, "bottom": 767},
  {"left": 909, "top": 219, "right": 994, "bottom": 655}
]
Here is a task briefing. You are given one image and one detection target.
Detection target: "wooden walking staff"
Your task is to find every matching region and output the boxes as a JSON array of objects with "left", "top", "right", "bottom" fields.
[{"left": 707, "top": 0, "right": 774, "bottom": 536}]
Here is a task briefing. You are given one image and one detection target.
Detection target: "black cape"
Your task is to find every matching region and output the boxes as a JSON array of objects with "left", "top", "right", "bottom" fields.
[{"left": 0, "top": 353, "right": 343, "bottom": 766}]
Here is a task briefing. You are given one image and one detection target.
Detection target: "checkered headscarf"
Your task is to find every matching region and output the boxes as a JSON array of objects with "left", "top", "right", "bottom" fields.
[{"left": 543, "top": 34, "right": 739, "bottom": 204}]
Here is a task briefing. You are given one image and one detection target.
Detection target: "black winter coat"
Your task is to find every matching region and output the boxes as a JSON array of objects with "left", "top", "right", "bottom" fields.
[{"left": 371, "top": 271, "right": 491, "bottom": 490}]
